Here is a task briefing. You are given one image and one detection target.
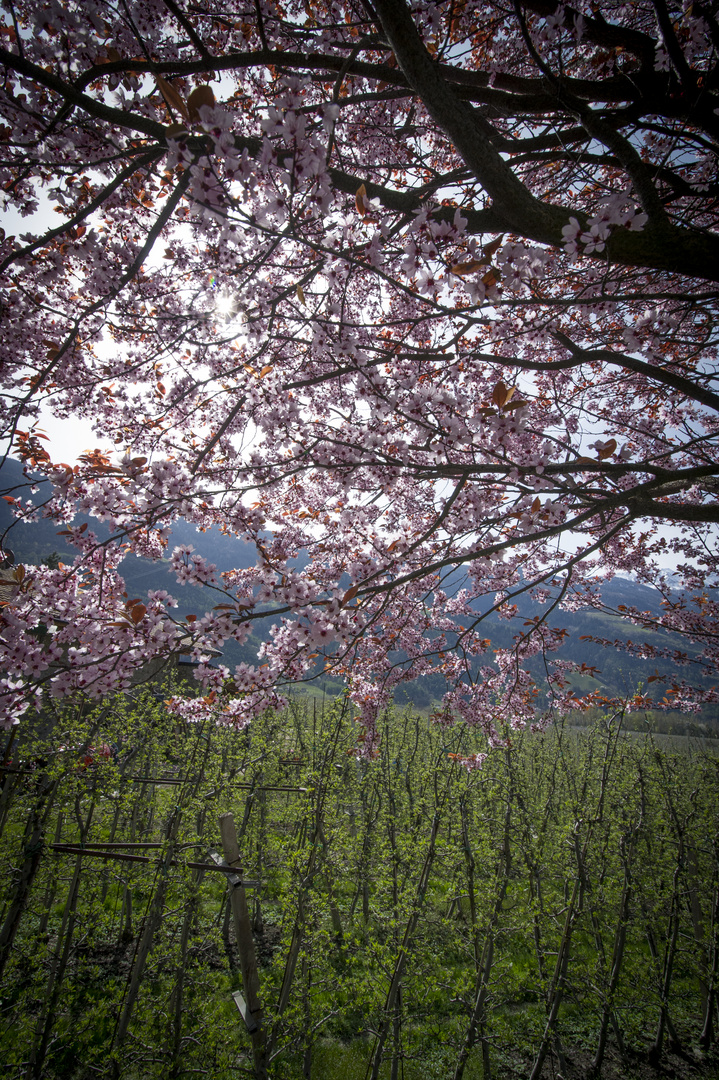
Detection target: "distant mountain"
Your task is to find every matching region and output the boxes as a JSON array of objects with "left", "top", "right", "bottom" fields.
[
  {"left": 0, "top": 456, "right": 265, "bottom": 667},
  {"left": 0, "top": 455, "right": 259, "bottom": 570},
  {"left": 2, "top": 458, "right": 716, "bottom": 718}
]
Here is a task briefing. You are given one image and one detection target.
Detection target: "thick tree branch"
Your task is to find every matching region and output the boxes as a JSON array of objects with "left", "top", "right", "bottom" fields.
[{"left": 368, "top": 0, "right": 719, "bottom": 279}]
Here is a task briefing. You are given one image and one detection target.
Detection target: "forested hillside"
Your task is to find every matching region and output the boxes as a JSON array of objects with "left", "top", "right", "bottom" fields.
[{"left": 2, "top": 458, "right": 716, "bottom": 724}]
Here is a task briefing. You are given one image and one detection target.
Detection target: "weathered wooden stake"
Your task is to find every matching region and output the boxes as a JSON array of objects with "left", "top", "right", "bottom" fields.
[
  {"left": 111, "top": 808, "right": 181, "bottom": 1073},
  {"left": 38, "top": 812, "right": 64, "bottom": 936},
  {"left": 0, "top": 774, "right": 57, "bottom": 983},
  {"left": 219, "top": 812, "right": 267, "bottom": 1080}
]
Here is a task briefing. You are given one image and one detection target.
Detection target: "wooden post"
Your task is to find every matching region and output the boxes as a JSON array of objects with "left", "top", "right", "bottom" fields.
[
  {"left": 112, "top": 809, "right": 181, "bottom": 1072},
  {"left": 219, "top": 812, "right": 267, "bottom": 1080},
  {"left": 38, "top": 812, "right": 64, "bottom": 936},
  {"left": 29, "top": 794, "right": 95, "bottom": 1079},
  {"left": 0, "top": 774, "right": 56, "bottom": 983},
  {"left": 369, "top": 811, "right": 441, "bottom": 1080}
]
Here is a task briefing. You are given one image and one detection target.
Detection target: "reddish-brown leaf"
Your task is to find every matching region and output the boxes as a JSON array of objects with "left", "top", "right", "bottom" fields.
[
  {"left": 450, "top": 259, "right": 486, "bottom": 276},
  {"left": 481, "top": 234, "right": 504, "bottom": 259},
  {"left": 187, "top": 84, "right": 215, "bottom": 123},
  {"left": 355, "top": 183, "right": 368, "bottom": 218},
  {"left": 342, "top": 584, "right": 359, "bottom": 606},
  {"left": 597, "top": 438, "right": 617, "bottom": 460},
  {"left": 492, "top": 380, "right": 510, "bottom": 407},
  {"left": 155, "top": 76, "right": 189, "bottom": 122}
]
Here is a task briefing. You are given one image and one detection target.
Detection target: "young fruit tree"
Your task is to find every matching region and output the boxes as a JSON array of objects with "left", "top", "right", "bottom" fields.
[{"left": 1, "top": 0, "right": 718, "bottom": 744}]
